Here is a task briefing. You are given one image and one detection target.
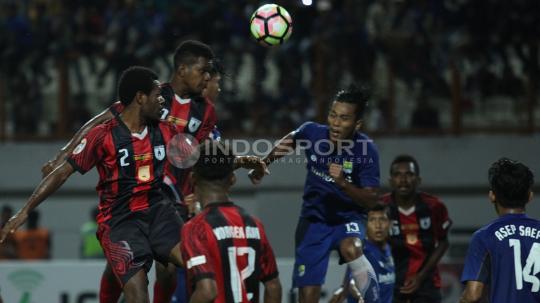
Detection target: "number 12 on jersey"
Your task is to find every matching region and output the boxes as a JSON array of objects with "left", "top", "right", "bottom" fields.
[
  {"left": 509, "top": 239, "right": 540, "bottom": 292},
  {"left": 228, "top": 246, "right": 256, "bottom": 302}
]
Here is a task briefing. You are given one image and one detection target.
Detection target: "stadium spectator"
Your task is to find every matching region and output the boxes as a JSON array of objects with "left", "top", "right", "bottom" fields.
[
  {"left": 13, "top": 209, "right": 51, "bottom": 260},
  {"left": 79, "top": 206, "right": 103, "bottom": 259},
  {"left": 382, "top": 155, "right": 451, "bottom": 303}
]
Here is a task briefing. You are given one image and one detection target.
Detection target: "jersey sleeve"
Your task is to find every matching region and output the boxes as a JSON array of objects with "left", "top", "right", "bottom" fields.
[
  {"left": 434, "top": 200, "right": 452, "bottom": 241},
  {"left": 195, "top": 100, "right": 217, "bottom": 143},
  {"left": 256, "top": 221, "right": 279, "bottom": 282},
  {"left": 291, "top": 121, "right": 314, "bottom": 141},
  {"left": 355, "top": 140, "right": 380, "bottom": 187},
  {"left": 461, "top": 230, "right": 491, "bottom": 284},
  {"left": 108, "top": 101, "right": 124, "bottom": 116},
  {"left": 181, "top": 221, "right": 216, "bottom": 283},
  {"left": 66, "top": 126, "right": 104, "bottom": 174}
]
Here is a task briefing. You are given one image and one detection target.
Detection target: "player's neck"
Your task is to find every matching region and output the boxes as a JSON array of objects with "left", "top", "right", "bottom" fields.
[
  {"left": 395, "top": 193, "right": 416, "bottom": 209},
  {"left": 119, "top": 107, "right": 146, "bottom": 133},
  {"left": 170, "top": 77, "right": 190, "bottom": 99},
  {"left": 496, "top": 205, "right": 526, "bottom": 216}
]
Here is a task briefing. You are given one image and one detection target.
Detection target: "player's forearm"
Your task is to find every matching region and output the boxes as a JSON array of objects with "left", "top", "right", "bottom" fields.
[
  {"left": 339, "top": 183, "right": 379, "bottom": 209},
  {"left": 23, "top": 162, "right": 74, "bottom": 213},
  {"left": 262, "top": 133, "right": 296, "bottom": 166},
  {"left": 418, "top": 239, "right": 449, "bottom": 279},
  {"left": 263, "top": 278, "right": 282, "bottom": 303},
  {"left": 190, "top": 279, "right": 217, "bottom": 303},
  {"left": 459, "top": 282, "right": 484, "bottom": 303}
]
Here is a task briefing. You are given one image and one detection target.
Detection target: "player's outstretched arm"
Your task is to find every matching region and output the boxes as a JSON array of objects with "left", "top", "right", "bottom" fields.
[
  {"left": 248, "top": 132, "right": 296, "bottom": 184},
  {"left": 189, "top": 278, "right": 217, "bottom": 303},
  {"left": 41, "top": 108, "right": 114, "bottom": 177},
  {"left": 1, "top": 161, "right": 75, "bottom": 243},
  {"left": 263, "top": 277, "right": 282, "bottom": 303},
  {"left": 459, "top": 281, "right": 484, "bottom": 303}
]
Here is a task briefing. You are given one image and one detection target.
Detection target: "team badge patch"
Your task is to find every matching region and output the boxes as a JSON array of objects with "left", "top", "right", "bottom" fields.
[
  {"left": 73, "top": 138, "right": 87, "bottom": 155},
  {"left": 154, "top": 145, "right": 165, "bottom": 161},
  {"left": 298, "top": 265, "right": 306, "bottom": 277},
  {"left": 138, "top": 165, "right": 151, "bottom": 182},
  {"left": 188, "top": 117, "right": 202, "bottom": 132},
  {"left": 419, "top": 217, "right": 431, "bottom": 230},
  {"left": 343, "top": 161, "right": 353, "bottom": 174}
]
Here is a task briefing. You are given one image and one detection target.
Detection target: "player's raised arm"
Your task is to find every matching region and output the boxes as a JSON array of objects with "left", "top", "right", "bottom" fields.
[
  {"left": 41, "top": 105, "right": 116, "bottom": 177},
  {"left": 0, "top": 160, "right": 75, "bottom": 243},
  {"left": 248, "top": 131, "right": 296, "bottom": 184}
]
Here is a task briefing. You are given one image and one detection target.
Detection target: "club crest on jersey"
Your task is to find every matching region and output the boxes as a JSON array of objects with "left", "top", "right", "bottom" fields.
[
  {"left": 73, "top": 138, "right": 87, "bottom": 155},
  {"left": 420, "top": 217, "right": 431, "bottom": 230},
  {"left": 138, "top": 165, "right": 151, "bottom": 182},
  {"left": 343, "top": 161, "right": 353, "bottom": 174},
  {"left": 154, "top": 145, "right": 165, "bottom": 161},
  {"left": 188, "top": 117, "right": 202, "bottom": 132}
]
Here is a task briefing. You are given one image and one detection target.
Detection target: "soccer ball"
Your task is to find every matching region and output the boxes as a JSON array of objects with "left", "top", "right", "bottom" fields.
[{"left": 250, "top": 4, "right": 293, "bottom": 46}]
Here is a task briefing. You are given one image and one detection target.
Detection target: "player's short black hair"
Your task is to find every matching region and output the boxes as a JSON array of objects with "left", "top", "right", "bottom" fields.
[
  {"left": 488, "top": 158, "right": 534, "bottom": 208},
  {"left": 1, "top": 205, "right": 13, "bottom": 214},
  {"left": 173, "top": 40, "right": 214, "bottom": 70},
  {"left": 117, "top": 66, "right": 159, "bottom": 106},
  {"left": 334, "top": 84, "right": 370, "bottom": 119},
  {"left": 368, "top": 203, "right": 389, "bottom": 217},
  {"left": 193, "top": 141, "right": 235, "bottom": 183},
  {"left": 390, "top": 154, "right": 420, "bottom": 176}
]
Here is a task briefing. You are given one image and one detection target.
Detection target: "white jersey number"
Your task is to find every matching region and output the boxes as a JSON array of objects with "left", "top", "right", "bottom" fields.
[
  {"left": 228, "top": 246, "right": 256, "bottom": 302},
  {"left": 509, "top": 239, "right": 540, "bottom": 292}
]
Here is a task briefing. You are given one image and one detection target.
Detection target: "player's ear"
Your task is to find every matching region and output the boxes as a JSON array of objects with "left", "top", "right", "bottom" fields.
[
  {"left": 527, "top": 191, "right": 533, "bottom": 204},
  {"left": 416, "top": 175, "right": 422, "bottom": 186},
  {"left": 177, "top": 64, "right": 187, "bottom": 77},
  {"left": 355, "top": 119, "right": 363, "bottom": 131},
  {"left": 488, "top": 190, "right": 496, "bottom": 203}
]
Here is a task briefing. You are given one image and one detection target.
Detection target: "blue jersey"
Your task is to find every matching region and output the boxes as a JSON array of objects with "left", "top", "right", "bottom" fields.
[
  {"left": 346, "top": 240, "right": 395, "bottom": 303},
  {"left": 461, "top": 214, "right": 540, "bottom": 303},
  {"left": 293, "top": 122, "right": 380, "bottom": 223}
]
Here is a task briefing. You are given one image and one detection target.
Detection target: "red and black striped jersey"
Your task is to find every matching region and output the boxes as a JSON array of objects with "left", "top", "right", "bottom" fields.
[
  {"left": 109, "top": 83, "right": 217, "bottom": 200},
  {"left": 382, "top": 192, "right": 452, "bottom": 288},
  {"left": 181, "top": 202, "right": 279, "bottom": 303},
  {"left": 67, "top": 117, "right": 179, "bottom": 223}
]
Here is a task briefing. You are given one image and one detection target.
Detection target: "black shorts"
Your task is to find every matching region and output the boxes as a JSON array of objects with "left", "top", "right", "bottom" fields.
[{"left": 97, "top": 200, "right": 183, "bottom": 286}]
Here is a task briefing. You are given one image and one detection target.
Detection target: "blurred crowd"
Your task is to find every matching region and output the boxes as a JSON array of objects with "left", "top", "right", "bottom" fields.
[{"left": 1, "top": 0, "right": 539, "bottom": 138}]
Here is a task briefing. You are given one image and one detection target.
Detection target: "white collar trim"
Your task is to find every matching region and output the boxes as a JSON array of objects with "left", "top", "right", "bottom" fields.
[
  {"left": 132, "top": 126, "right": 148, "bottom": 140},
  {"left": 175, "top": 94, "right": 191, "bottom": 104},
  {"left": 398, "top": 205, "right": 416, "bottom": 216}
]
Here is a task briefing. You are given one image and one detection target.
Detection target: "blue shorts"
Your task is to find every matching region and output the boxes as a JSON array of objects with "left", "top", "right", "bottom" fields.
[{"left": 292, "top": 217, "right": 366, "bottom": 287}]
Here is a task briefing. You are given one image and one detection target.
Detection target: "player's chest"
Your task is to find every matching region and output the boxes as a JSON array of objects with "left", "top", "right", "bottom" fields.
[{"left": 162, "top": 101, "right": 205, "bottom": 133}]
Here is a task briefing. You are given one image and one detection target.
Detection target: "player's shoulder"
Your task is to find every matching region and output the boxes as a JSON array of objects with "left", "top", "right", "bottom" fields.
[
  {"left": 299, "top": 121, "right": 325, "bottom": 132},
  {"left": 89, "top": 118, "right": 117, "bottom": 137},
  {"left": 419, "top": 192, "right": 445, "bottom": 207}
]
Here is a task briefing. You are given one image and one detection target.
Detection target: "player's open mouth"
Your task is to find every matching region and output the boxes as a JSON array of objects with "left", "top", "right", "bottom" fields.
[{"left": 330, "top": 130, "right": 340, "bottom": 137}]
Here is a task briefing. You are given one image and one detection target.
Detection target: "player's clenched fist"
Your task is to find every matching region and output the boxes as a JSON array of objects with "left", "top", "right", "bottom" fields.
[{"left": 329, "top": 163, "right": 347, "bottom": 188}]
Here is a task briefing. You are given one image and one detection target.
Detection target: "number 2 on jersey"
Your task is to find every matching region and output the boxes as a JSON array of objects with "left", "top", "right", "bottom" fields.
[
  {"left": 509, "top": 239, "right": 540, "bottom": 292},
  {"left": 228, "top": 246, "right": 256, "bottom": 302}
]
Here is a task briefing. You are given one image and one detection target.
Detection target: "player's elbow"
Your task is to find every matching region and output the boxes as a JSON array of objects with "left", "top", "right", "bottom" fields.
[
  {"left": 264, "top": 278, "right": 282, "bottom": 303},
  {"left": 460, "top": 282, "right": 484, "bottom": 303},
  {"left": 194, "top": 278, "right": 217, "bottom": 302}
]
